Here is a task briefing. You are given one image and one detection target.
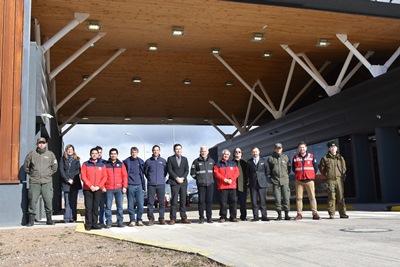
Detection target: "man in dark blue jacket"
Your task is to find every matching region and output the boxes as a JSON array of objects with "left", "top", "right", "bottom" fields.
[
  {"left": 123, "top": 147, "right": 146, "bottom": 226},
  {"left": 144, "top": 145, "right": 167, "bottom": 226}
]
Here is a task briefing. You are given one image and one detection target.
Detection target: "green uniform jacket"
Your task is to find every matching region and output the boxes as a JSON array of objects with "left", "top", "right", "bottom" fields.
[
  {"left": 318, "top": 153, "right": 346, "bottom": 180},
  {"left": 267, "top": 152, "right": 291, "bottom": 186},
  {"left": 24, "top": 149, "right": 58, "bottom": 184}
]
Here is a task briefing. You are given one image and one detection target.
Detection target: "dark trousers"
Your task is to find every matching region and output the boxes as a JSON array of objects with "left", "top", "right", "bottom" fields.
[
  {"left": 170, "top": 183, "right": 188, "bottom": 220},
  {"left": 64, "top": 188, "right": 79, "bottom": 222},
  {"left": 198, "top": 185, "right": 213, "bottom": 220},
  {"left": 83, "top": 190, "right": 102, "bottom": 227},
  {"left": 237, "top": 189, "right": 247, "bottom": 220},
  {"left": 250, "top": 184, "right": 267, "bottom": 219},
  {"left": 219, "top": 189, "right": 237, "bottom": 219},
  {"left": 147, "top": 184, "right": 165, "bottom": 221}
]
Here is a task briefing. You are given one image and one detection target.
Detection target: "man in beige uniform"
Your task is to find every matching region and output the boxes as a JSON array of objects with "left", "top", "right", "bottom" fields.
[{"left": 319, "top": 141, "right": 349, "bottom": 219}]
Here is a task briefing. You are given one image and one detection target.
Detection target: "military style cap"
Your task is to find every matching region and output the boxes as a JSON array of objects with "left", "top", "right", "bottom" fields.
[
  {"left": 327, "top": 141, "right": 337, "bottom": 147},
  {"left": 274, "top": 143, "right": 283, "bottom": 148},
  {"left": 37, "top": 137, "right": 47, "bottom": 144}
]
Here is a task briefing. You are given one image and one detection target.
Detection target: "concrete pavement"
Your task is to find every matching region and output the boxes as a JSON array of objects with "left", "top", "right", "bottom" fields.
[{"left": 75, "top": 206, "right": 400, "bottom": 267}]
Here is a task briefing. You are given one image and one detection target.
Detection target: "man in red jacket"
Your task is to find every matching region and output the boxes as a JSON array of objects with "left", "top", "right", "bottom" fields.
[
  {"left": 81, "top": 148, "right": 107, "bottom": 231},
  {"left": 103, "top": 148, "right": 128, "bottom": 228},
  {"left": 214, "top": 149, "right": 239, "bottom": 223}
]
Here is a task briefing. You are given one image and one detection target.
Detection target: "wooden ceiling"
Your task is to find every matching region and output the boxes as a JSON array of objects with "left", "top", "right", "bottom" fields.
[{"left": 31, "top": 0, "right": 400, "bottom": 126}]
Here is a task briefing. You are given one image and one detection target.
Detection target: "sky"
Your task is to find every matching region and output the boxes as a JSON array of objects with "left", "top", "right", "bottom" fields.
[{"left": 62, "top": 124, "right": 237, "bottom": 169}]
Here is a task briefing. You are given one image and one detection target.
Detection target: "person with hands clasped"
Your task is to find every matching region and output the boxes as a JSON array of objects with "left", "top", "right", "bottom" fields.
[
  {"left": 81, "top": 148, "right": 107, "bottom": 231},
  {"left": 214, "top": 149, "right": 240, "bottom": 223}
]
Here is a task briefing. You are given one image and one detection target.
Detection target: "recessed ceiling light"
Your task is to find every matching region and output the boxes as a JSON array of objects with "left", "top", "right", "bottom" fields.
[
  {"left": 124, "top": 117, "right": 131, "bottom": 121},
  {"left": 225, "top": 81, "right": 233, "bottom": 86},
  {"left": 262, "top": 51, "right": 272, "bottom": 58},
  {"left": 316, "top": 38, "right": 330, "bottom": 47},
  {"left": 82, "top": 116, "right": 89, "bottom": 120},
  {"left": 148, "top": 44, "right": 158, "bottom": 51},
  {"left": 82, "top": 75, "right": 89, "bottom": 81},
  {"left": 211, "top": 48, "right": 220, "bottom": 55},
  {"left": 167, "top": 118, "right": 174, "bottom": 121},
  {"left": 183, "top": 79, "right": 191, "bottom": 85},
  {"left": 132, "top": 77, "right": 142, "bottom": 83},
  {"left": 87, "top": 21, "right": 101, "bottom": 31},
  {"left": 171, "top": 26, "right": 184, "bottom": 36},
  {"left": 251, "top": 33, "right": 265, "bottom": 42}
]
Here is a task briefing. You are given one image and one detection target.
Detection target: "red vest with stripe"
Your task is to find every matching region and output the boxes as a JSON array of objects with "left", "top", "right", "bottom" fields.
[{"left": 293, "top": 153, "right": 316, "bottom": 181}]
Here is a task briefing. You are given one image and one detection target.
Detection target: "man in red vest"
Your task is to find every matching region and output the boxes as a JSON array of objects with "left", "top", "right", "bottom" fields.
[{"left": 292, "top": 141, "right": 321, "bottom": 221}]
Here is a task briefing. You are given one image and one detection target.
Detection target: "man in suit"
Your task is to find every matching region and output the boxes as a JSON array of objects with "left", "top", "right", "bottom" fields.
[
  {"left": 246, "top": 147, "right": 271, "bottom": 221},
  {"left": 167, "top": 144, "right": 191, "bottom": 225}
]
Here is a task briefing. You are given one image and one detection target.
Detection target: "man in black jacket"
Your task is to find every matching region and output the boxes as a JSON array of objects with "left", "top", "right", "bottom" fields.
[
  {"left": 246, "top": 147, "right": 270, "bottom": 222},
  {"left": 167, "top": 144, "right": 191, "bottom": 225}
]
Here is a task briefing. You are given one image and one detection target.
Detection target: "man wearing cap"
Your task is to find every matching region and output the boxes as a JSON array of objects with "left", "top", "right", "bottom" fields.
[
  {"left": 268, "top": 143, "right": 291, "bottom": 220},
  {"left": 24, "top": 137, "right": 58, "bottom": 226},
  {"left": 319, "top": 141, "right": 349, "bottom": 219}
]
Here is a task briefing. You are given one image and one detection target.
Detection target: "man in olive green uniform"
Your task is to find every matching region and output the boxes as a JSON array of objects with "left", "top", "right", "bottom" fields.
[
  {"left": 267, "top": 143, "right": 291, "bottom": 220},
  {"left": 318, "top": 141, "right": 348, "bottom": 219},
  {"left": 24, "top": 137, "right": 58, "bottom": 226}
]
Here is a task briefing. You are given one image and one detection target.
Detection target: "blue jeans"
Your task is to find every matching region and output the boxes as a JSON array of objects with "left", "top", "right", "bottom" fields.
[
  {"left": 147, "top": 184, "right": 165, "bottom": 221},
  {"left": 127, "top": 185, "right": 144, "bottom": 223},
  {"left": 105, "top": 188, "right": 124, "bottom": 225}
]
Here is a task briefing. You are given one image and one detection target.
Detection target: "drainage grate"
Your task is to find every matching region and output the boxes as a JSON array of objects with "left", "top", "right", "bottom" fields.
[{"left": 340, "top": 227, "right": 393, "bottom": 233}]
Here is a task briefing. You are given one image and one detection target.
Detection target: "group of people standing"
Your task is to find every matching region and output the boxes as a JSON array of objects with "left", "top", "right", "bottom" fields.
[{"left": 23, "top": 137, "right": 348, "bottom": 229}]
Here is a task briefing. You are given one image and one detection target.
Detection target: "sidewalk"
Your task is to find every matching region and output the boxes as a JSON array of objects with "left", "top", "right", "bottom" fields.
[{"left": 76, "top": 206, "right": 400, "bottom": 267}]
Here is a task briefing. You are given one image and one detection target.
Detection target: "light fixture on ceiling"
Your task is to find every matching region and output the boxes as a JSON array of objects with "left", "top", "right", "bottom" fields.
[
  {"left": 316, "top": 38, "right": 330, "bottom": 47},
  {"left": 87, "top": 21, "right": 101, "bottom": 31},
  {"left": 251, "top": 33, "right": 265, "bottom": 42},
  {"left": 82, "top": 75, "right": 89, "bottom": 81},
  {"left": 82, "top": 116, "right": 89, "bottom": 120},
  {"left": 148, "top": 44, "right": 158, "bottom": 51},
  {"left": 203, "top": 118, "right": 209, "bottom": 122},
  {"left": 225, "top": 81, "right": 233, "bottom": 87},
  {"left": 211, "top": 48, "right": 220, "bottom": 55},
  {"left": 262, "top": 51, "right": 272, "bottom": 58},
  {"left": 167, "top": 118, "right": 174, "bottom": 121},
  {"left": 132, "top": 77, "right": 142, "bottom": 83},
  {"left": 183, "top": 79, "right": 191, "bottom": 85},
  {"left": 171, "top": 26, "right": 184, "bottom": 36},
  {"left": 124, "top": 117, "right": 132, "bottom": 121}
]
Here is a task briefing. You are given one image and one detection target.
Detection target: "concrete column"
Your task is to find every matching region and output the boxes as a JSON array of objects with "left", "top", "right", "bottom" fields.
[
  {"left": 351, "top": 134, "right": 375, "bottom": 202},
  {"left": 375, "top": 127, "right": 400, "bottom": 202}
]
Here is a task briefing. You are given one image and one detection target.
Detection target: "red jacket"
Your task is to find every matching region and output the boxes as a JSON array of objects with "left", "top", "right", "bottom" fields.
[
  {"left": 104, "top": 159, "right": 128, "bottom": 190},
  {"left": 81, "top": 159, "right": 107, "bottom": 190},
  {"left": 214, "top": 160, "right": 239, "bottom": 190}
]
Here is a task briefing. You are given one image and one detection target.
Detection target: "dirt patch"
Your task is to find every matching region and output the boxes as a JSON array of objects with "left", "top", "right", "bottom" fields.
[{"left": 0, "top": 226, "right": 223, "bottom": 267}]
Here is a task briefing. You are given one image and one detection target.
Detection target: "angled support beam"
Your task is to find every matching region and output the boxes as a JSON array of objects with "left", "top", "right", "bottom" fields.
[
  {"left": 339, "top": 51, "right": 375, "bottom": 89},
  {"left": 61, "top": 121, "right": 79, "bottom": 137},
  {"left": 334, "top": 43, "right": 360, "bottom": 88},
  {"left": 42, "top": 13, "right": 89, "bottom": 52},
  {"left": 283, "top": 61, "right": 331, "bottom": 115},
  {"left": 56, "top": 48, "right": 126, "bottom": 111},
  {"left": 281, "top": 44, "right": 330, "bottom": 94},
  {"left": 256, "top": 80, "right": 277, "bottom": 111},
  {"left": 59, "top": 98, "right": 96, "bottom": 129},
  {"left": 209, "top": 101, "right": 244, "bottom": 133},
  {"left": 243, "top": 83, "right": 256, "bottom": 129},
  {"left": 336, "top": 34, "right": 400, "bottom": 77},
  {"left": 49, "top": 33, "right": 107, "bottom": 80},
  {"left": 231, "top": 114, "right": 245, "bottom": 133},
  {"left": 208, "top": 120, "right": 231, "bottom": 140},
  {"left": 298, "top": 53, "right": 328, "bottom": 86},
  {"left": 33, "top": 18, "right": 41, "bottom": 45},
  {"left": 247, "top": 109, "right": 268, "bottom": 130},
  {"left": 279, "top": 58, "right": 296, "bottom": 113},
  {"left": 213, "top": 54, "right": 278, "bottom": 118}
]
